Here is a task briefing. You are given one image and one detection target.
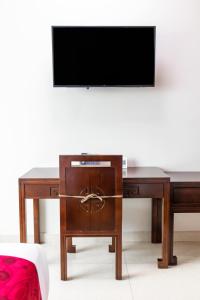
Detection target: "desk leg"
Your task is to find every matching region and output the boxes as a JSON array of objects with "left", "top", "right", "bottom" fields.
[
  {"left": 19, "top": 182, "right": 26, "bottom": 243},
  {"left": 169, "top": 211, "right": 177, "bottom": 265},
  {"left": 158, "top": 182, "right": 170, "bottom": 268},
  {"left": 151, "top": 198, "right": 162, "bottom": 243},
  {"left": 33, "top": 198, "right": 40, "bottom": 243},
  {"left": 67, "top": 238, "right": 76, "bottom": 253}
]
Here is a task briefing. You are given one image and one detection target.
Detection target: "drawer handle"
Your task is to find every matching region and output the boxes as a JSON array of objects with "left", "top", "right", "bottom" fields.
[
  {"left": 50, "top": 188, "right": 59, "bottom": 196},
  {"left": 132, "top": 186, "right": 139, "bottom": 194}
]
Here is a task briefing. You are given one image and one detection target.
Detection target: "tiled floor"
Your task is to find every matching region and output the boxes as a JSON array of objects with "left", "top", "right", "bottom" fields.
[{"left": 43, "top": 239, "right": 200, "bottom": 300}]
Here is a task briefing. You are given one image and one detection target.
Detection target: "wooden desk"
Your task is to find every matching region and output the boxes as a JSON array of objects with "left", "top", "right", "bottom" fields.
[
  {"left": 168, "top": 172, "right": 200, "bottom": 265},
  {"left": 19, "top": 167, "right": 171, "bottom": 268},
  {"left": 150, "top": 172, "right": 200, "bottom": 266}
]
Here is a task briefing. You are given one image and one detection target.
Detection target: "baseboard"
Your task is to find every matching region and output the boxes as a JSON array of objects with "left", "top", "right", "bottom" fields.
[
  {"left": 0, "top": 235, "right": 19, "bottom": 243},
  {"left": 174, "top": 231, "right": 200, "bottom": 242},
  {"left": 123, "top": 231, "right": 200, "bottom": 242},
  {"left": 1, "top": 231, "right": 200, "bottom": 243}
]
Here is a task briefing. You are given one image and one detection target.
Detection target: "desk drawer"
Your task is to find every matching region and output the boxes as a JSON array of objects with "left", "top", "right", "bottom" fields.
[
  {"left": 123, "top": 183, "right": 163, "bottom": 198},
  {"left": 25, "top": 184, "right": 59, "bottom": 198},
  {"left": 174, "top": 187, "right": 200, "bottom": 205}
]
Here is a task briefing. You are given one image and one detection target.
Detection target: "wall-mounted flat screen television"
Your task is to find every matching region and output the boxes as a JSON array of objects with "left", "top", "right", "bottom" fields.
[{"left": 52, "top": 26, "right": 156, "bottom": 87}]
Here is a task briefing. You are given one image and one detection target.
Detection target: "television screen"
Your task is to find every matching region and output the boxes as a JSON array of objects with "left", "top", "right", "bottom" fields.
[{"left": 52, "top": 26, "right": 156, "bottom": 87}]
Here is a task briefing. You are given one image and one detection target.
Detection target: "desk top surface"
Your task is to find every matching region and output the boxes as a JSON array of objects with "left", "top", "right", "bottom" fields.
[
  {"left": 20, "top": 167, "right": 169, "bottom": 180},
  {"left": 166, "top": 172, "right": 200, "bottom": 182},
  {"left": 19, "top": 168, "right": 200, "bottom": 182}
]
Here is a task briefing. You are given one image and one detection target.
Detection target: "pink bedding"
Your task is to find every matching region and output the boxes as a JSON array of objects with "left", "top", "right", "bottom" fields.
[{"left": 0, "top": 255, "right": 42, "bottom": 300}]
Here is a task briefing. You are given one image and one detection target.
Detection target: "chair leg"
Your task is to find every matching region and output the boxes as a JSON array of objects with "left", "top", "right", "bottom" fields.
[
  {"left": 61, "top": 235, "right": 67, "bottom": 280},
  {"left": 67, "top": 237, "right": 76, "bottom": 253},
  {"left": 109, "top": 237, "right": 115, "bottom": 252},
  {"left": 115, "top": 235, "right": 122, "bottom": 280}
]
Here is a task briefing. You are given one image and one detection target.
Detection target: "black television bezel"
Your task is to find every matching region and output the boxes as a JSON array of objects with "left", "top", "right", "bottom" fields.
[{"left": 52, "top": 26, "right": 156, "bottom": 88}]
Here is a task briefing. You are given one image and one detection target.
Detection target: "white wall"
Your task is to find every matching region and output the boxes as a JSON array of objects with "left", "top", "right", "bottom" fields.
[{"left": 1, "top": 0, "right": 200, "bottom": 238}]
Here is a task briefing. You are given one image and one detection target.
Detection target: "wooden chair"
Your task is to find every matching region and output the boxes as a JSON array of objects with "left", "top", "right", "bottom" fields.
[{"left": 59, "top": 155, "right": 122, "bottom": 280}]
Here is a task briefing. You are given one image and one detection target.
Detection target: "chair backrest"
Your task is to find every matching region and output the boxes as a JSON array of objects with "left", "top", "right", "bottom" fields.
[{"left": 59, "top": 155, "right": 122, "bottom": 233}]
